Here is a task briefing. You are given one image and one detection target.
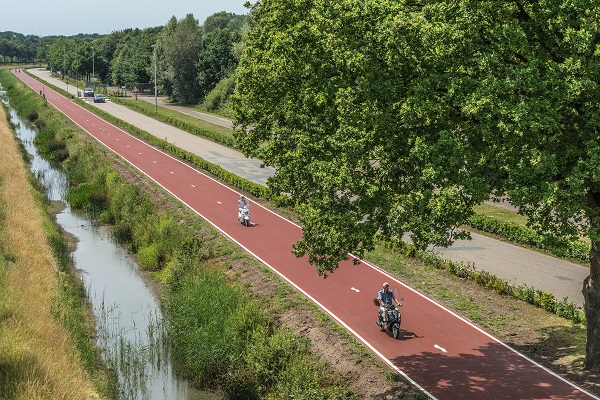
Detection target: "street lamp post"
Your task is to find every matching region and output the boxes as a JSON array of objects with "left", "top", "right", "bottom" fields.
[
  {"left": 63, "top": 45, "right": 70, "bottom": 95},
  {"left": 151, "top": 45, "right": 157, "bottom": 111},
  {"left": 92, "top": 51, "right": 95, "bottom": 82}
]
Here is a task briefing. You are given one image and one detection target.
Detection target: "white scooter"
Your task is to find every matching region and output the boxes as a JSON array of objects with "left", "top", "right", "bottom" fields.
[{"left": 238, "top": 204, "right": 251, "bottom": 226}]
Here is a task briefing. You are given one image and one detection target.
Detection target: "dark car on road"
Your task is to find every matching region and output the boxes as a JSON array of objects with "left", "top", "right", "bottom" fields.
[{"left": 93, "top": 94, "right": 106, "bottom": 103}]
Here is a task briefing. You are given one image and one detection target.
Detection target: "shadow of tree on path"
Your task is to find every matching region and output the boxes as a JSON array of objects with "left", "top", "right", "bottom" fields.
[{"left": 392, "top": 336, "right": 592, "bottom": 400}]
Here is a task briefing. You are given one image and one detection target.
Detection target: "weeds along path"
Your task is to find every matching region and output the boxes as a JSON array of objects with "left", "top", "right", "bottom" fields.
[{"left": 14, "top": 69, "right": 597, "bottom": 400}]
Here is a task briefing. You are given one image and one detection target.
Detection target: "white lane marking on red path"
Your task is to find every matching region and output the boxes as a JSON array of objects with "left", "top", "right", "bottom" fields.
[
  {"left": 351, "top": 287, "right": 360, "bottom": 293},
  {"left": 434, "top": 344, "right": 447, "bottom": 353}
]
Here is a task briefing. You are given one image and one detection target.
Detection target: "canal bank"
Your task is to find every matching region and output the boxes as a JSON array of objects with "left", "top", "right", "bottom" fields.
[
  {"left": 2, "top": 80, "right": 216, "bottom": 400},
  {"left": 1, "top": 69, "right": 401, "bottom": 399}
]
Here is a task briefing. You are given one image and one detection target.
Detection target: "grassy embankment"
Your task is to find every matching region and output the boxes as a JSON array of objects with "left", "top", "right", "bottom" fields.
[
  {"left": 0, "top": 79, "right": 113, "bottom": 398},
  {"left": 3, "top": 70, "right": 417, "bottom": 398}
]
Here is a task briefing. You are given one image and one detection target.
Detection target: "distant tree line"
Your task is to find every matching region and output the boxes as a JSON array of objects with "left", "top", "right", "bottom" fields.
[
  {"left": 1, "top": 11, "right": 248, "bottom": 106},
  {"left": 0, "top": 32, "right": 41, "bottom": 64}
]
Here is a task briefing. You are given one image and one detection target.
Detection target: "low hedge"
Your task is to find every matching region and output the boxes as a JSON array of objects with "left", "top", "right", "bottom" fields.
[
  {"left": 110, "top": 97, "right": 238, "bottom": 148},
  {"left": 383, "top": 237, "right": 585, "bottom": 324},
  {"left": 466, "top": 214, "right": 590, "bottom": 264}
]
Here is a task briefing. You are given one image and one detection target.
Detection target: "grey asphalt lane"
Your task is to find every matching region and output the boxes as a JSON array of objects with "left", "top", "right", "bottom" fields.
[
  {"left": 28, "top": 67, "right": 588, "bottom": 307},
  {"left": 432, "top": 232, "right": 587, "bottom": 306}
]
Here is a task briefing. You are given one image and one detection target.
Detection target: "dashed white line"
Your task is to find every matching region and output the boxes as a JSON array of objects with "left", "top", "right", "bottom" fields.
[{"left": 434, "top": 344, "right": 447, "bottom": 353}]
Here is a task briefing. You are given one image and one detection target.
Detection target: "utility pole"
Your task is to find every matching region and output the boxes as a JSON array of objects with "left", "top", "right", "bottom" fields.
[{"left": 151, "top": 45, "right": 157, "bottom": 111}]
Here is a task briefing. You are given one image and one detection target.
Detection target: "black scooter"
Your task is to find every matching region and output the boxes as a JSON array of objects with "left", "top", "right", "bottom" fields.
[{"left": 374, "top": 299, "right": 402, "bottom": 339}]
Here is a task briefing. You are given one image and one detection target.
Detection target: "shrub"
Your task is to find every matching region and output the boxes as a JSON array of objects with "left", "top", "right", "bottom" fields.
[
  {"left": 466, "top": 214, "right": 590, "bottom": 263},
  {"left": 203, "top": 75, "right": 236, "bottom": 113},
  {"left": 138, "top": 243, "right": 160, "bottom": 271}
]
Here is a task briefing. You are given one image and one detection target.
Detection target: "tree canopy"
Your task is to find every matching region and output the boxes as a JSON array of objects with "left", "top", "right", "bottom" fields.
[
  {"left": 6, "top": 8, "right": 248, "bottom": 105},
  {"left": 233, "top": 0, "right": 600, "bottom": 369}
]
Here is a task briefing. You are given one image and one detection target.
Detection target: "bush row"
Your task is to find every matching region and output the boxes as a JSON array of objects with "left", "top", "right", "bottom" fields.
[
  {"left": 110, "top": 97, "right": 238, "bottom": 148},
  {"left": 383, "top": 237, "right": 586, "bottom": 324},
  {"left": 466, "top": 213, "right": 590, "bottom": 263}
]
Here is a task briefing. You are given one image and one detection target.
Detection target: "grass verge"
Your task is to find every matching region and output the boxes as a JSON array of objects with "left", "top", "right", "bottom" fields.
[{"left": 0, "top": 81, "right": 113, "bottom": 399}]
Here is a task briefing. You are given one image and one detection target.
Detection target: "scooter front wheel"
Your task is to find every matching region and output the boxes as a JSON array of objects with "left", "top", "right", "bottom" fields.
[{"left": 392, "top": 324, "right": 400, "bottom": 339}]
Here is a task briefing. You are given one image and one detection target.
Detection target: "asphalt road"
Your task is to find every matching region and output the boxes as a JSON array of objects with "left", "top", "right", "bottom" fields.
[{"left": 15, "top": 68, "right": 597, "bottom": 400}]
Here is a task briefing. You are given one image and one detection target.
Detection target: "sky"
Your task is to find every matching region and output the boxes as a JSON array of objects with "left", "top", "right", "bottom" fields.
[{"left": 2, "top": 0, "right": 251, "bottom": 37}]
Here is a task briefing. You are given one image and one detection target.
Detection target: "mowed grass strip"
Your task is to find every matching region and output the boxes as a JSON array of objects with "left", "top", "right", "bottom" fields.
[
  {"left": 0, "top": 105, "right": 100, "bottom": 400},
  {"left": 114, "top": 97, "right": 236, "bottom": 143}
]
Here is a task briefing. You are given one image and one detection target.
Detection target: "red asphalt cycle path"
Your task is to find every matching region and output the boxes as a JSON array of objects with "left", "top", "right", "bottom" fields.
[{"left": 14, "top": 70, "right": 598, "bottom": 399}]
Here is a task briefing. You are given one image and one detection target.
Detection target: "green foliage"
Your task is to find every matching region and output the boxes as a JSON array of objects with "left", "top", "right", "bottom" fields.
[
  {"left": 109, "top": 28, "right": 160, "bottom": 86},
  {"left": 271, "top": 358, "right": 353, "bottom": 400},
  {"left": 166, "top": 270, "right": 262, "bottom": 385},
  {"left": 233, "top": 0, "right": 600, "bottom": 282},
  {"left": 33, "top": 119, "right": 70, "bottom": 162},
  {"left": 168, "top": 271, "right": 354, "bottom": 399},
  {"left": 138, "top": 243, "right": 160, "bottom": 271},
  {"left": 156, "top": 14, "right": 203, "bottom": 104},
  {"left": 243, "top": 327, "right": 309, "bottom": 390},
  {"left": 197, "top": 28, "right": 241, "bottom": 97},
  {"left": 386, "top": 238, "right": 586, "bottom": 324},
  {"left": 163, "top": 235, "right": 205, "bottom": 292},
  {"left": 466, "top": 213, "right": 590, "bottom": 263},
  {"left": 203, "top": 74, "right": 236, "bottom": 114}
]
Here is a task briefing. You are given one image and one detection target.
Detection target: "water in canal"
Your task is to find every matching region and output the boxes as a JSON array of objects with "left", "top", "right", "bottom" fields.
[{"left": 2, "top": 94, "right": 217, "bottom": 400}]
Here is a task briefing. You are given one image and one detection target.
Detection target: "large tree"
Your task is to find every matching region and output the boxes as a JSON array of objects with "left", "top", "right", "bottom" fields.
[
  {"left": 233, "top": 0, "right": 600, "bottom": 370},
  {"left": 197, "top": 26, "right": 241, "bottom": 97},
  {"left": 109, "top": 28, "right": 160, "bottom": 86},
  {"left": 157, "top": 14, "right": 202, "bottom": 104}
]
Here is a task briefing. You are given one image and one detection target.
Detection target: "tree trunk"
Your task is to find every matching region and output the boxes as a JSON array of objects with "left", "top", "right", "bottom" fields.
[{"left": 584, "top": 238, "right": 600, "bottom": 371}]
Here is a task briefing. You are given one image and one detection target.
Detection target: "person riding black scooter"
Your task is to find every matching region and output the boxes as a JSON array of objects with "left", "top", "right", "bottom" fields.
[{"left": 375, "top": 282, "right": 403, "bottom": 339}]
